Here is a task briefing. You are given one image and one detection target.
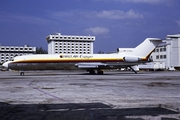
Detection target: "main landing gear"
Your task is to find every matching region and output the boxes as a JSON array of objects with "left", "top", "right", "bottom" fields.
[{"left": 88, "top": 70, "right": 104, "bottom": 75}]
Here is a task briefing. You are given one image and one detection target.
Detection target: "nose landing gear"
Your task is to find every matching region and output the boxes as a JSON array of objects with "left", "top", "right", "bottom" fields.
[{"left": 20, "top": 71, "right": 25, "bottom": 76}]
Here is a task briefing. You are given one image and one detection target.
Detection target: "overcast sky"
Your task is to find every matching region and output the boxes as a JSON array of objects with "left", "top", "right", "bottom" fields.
[{"left": 0, "top": 0, "right": 180, "bottom": 53}]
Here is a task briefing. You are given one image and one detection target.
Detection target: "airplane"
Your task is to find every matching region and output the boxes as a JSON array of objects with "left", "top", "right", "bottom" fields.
[{"left": 2, "top": 38, "right": 162, "bottom": 76}]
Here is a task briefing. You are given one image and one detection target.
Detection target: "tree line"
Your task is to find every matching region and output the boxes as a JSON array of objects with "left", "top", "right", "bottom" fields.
[{"left": 35, "top": 47, "right": 48, "bottom": 54}]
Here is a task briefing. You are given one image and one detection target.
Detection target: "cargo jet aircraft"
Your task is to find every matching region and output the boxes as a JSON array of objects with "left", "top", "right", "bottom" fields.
[{"left": 2, "top": 38, "right": 162, "bottom": 76}]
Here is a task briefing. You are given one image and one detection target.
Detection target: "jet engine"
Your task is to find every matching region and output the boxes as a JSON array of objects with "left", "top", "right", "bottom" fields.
[{"left": 123, "top": 56, "right": 141, "bottom": 62}]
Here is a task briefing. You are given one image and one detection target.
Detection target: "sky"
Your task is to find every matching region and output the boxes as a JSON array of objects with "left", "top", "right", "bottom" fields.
[{"left": 0, "top": 0, "right": 180, "bottom": 53}]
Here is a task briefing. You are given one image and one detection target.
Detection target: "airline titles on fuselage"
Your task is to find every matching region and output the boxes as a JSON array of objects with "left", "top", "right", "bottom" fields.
[{"left": 60, "top": 54, "right": 93, "bottom": 59}]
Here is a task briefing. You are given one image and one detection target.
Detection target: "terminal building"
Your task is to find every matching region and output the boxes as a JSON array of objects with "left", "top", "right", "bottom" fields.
[
  {"left": 46, "top": 33, "right": 95, "bottom": 54},
  {"left": 0, "top": 45, "right": 36, "bottom": 64},
  {"left": 139, "top": 33, "right": 180, "bottom": 70}
]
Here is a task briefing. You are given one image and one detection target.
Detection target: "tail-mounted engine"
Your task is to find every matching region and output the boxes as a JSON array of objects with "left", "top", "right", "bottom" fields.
[{"left": 123, "top": 56, "right": 141, "bottom": 62}]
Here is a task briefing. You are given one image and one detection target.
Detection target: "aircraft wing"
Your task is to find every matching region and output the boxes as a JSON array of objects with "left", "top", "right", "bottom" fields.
[
  {"left": 75, "top": 62, "right": 110, "bottom": 69},
  {"left": 75, "top": 62, "right": 135, "bottom": 69},
  {"left": 75, "top": 62, "right": 140, "bottom": 74}
]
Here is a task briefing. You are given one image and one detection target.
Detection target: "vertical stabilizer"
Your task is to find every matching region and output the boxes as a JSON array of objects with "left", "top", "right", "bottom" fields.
[{"left": 132, "top": 38, "right": 162, "bottom": 57}]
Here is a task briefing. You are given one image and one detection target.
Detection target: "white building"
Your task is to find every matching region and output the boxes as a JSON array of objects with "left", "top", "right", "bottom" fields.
[
  {"left": 139, "top": 44, "right": 167, "bottom": 70},
  {"left": 0, "top": 45, "right": 36, "bottom": 64},
  {"left": 139, "top": 33, "right": 180, "bottom": 70},
  {"left": 46, "top": 33, "right": 95, "bottom": 54}
]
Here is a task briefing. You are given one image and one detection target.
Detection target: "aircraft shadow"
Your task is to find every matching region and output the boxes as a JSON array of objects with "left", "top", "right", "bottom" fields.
[
  {"left": 14, "top": 71, "right": 153, "bottom": 76},
  {"left": 0, "top": 102, "right": 179, "bottom": 120}
]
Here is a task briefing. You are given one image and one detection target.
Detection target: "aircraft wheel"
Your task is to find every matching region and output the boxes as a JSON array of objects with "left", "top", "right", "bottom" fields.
[
  {"left": 97, "top": 70, "right": 104, "bottom": 75},
  {"left": 89, "top": 70, "right": 95, "bottom": 74},
  {"left": 20, "top": 72, "right": 25, "bottom": 76}
]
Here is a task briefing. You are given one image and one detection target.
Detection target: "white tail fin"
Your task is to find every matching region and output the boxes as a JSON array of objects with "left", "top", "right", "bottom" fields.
[{"left": 132, "top": 38, "right": 162, "bottom": 57}]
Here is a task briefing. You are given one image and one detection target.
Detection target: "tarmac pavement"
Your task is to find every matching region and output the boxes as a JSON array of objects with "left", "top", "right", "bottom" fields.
[{"left": 0, "top": 70, "right": 180, "bottom": 120}]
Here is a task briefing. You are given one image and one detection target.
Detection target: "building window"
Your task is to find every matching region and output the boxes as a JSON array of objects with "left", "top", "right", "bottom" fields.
[
  {"left": 160, "top": 55, "right": 163, "bottom": 59},
  {"left": 164, "top": 55, "right": 166, "bottom": 59},
  {"left": 156, "top": 55, "right": 159, "bottom": 59},
  {"left": 163, "top": 48, "right": 166, "bottom": 51}
]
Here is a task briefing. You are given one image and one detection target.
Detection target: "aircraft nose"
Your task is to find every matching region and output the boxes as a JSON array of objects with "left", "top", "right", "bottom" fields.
[{"left": 2, "top": 61, "right": 12, "bottom": 69}]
